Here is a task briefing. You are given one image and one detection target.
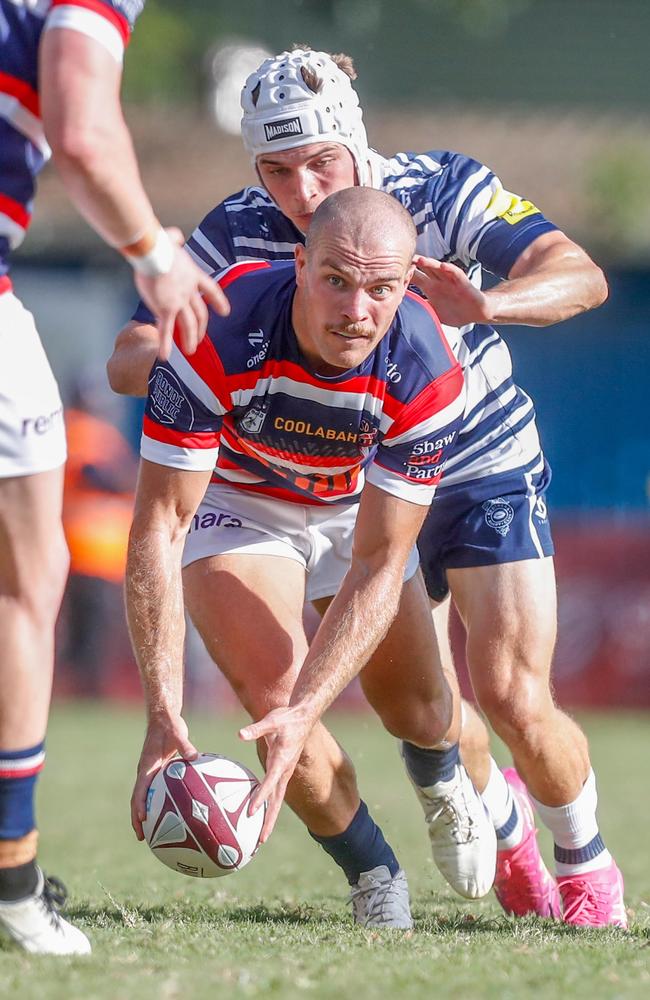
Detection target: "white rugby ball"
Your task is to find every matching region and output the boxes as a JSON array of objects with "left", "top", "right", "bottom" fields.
[{"left": 143, "top": 753, "right": 265, "bottom": 878}]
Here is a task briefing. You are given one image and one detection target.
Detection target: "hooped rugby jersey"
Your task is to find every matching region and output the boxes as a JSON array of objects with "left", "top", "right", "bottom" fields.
[
  {"left": 0, "top": 0, "right": 144, "bottom": 277},
  {"left": 134, "top": 148, "right": 556, "bottom": 498},
  {"left": 141, "top": 260, "right": 465, "bottom": 507}
]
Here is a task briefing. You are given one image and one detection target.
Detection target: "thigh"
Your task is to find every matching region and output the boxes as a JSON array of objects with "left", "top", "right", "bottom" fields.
[
  {"left": 0, "top": 467, "right": 65, "bottom": 591},
  {"left": 360, "top": 568, "right": 453, "bottom": 711},
  {"left": 183, "top": 552, "right": 309, "bottom": 716},
  {"left": 448, "top": 557, "right": 557, "bottom": 701}
]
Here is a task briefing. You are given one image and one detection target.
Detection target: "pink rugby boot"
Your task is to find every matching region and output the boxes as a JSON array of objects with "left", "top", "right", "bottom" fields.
[
  {"left": 493, "top": 768, "right": 561, "bottom": 918},
  {"left": 558, "top": 861, "right": 627, "bottom": 928}
]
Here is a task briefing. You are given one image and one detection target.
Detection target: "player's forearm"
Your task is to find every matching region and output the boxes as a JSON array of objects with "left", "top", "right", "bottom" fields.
[
  {"left": 125, "top": 524, "right": 187, "bottom": 721},
  {"left": 51, "top": 120, "right": 158, "bottom": 251},
  {"left": 485, "top": 247, "right": 608, "bottom": 327},
  {"left": 107, "top": 321, "right": 160, "bottom": 397},
  {"left": 291, "top": 562, "right": 403, "bottom": 720}
]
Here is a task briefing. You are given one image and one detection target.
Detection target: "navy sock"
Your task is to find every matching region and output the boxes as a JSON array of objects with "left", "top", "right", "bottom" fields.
[
  {"left": 402, "top": 740, "right": 460, "bottom": 787},
  {"left": 0, "top": 859, "right": 39, "bottom": 900},
  {"left": 0, "top": 742, "right": 45, "bottom": 839},
  {"left": 310, "top": 801, "right": 400, "bottom": 885}
]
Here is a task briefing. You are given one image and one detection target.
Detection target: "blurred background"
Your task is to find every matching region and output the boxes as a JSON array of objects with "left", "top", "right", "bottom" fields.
[{"left": 12, "top": 0, "right": 649, "bottom": 709}]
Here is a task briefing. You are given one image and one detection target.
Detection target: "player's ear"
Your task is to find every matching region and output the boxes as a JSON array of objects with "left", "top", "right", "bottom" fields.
[
  {"left": 294, "top": 244, "right": 307, "bottom": 285},
  {"left": 404, "top": 261, "right": 417, "bottom": 288}
]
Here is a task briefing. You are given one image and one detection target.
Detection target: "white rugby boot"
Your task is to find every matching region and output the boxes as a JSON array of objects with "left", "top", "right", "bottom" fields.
[
  {"left": 0, "top": 869, "right": 91, "bottom": 955},
  {"left": 408, "top": 763, "right": 497, "bottom": 898},
  {"left": 349, "top": 865, "right": 413, "bottom": 929}
]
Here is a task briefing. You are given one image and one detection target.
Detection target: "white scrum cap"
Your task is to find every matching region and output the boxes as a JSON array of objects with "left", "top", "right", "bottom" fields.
[{"left": 240, "top": 48, "right": 370, "bottom": 185}]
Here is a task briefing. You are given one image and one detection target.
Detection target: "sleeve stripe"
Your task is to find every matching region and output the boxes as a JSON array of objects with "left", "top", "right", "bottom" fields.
[
  {"left": 140, "top": 436, "right": 219, "bottom": 472},
  {"left": 45, "top": 6, "right": 126, "bottom": 62},
  {"left": 142, "top": 414, "right": 219, "bottom": 450},
  {"left": 50, "top": 0, "right": 131, "bottom": 46}
]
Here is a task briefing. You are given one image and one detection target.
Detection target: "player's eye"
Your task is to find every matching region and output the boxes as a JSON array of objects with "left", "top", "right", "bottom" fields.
[{"left": 327, "top": 275, "right": 344, "bottom": 287}]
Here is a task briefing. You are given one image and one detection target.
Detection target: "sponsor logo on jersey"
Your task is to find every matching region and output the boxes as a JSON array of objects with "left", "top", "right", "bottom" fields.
[
  {"left": 246, "top": 330, "right": 269, "bottom": 368},
  {"left": 150, "top": 368, "right": 191, "bottom": 426},
  {"left": 21, "top": 405, "right": 63, "bottom": 436},
  {"left": 385, "top": 351, "right": 402, "bottom": 383},
  {"left": 483, "top": 498, "right": 514, "bottom": 536},
  {"left": 500, "top": 196, "right": 540, "bottom": 226},
  {"left": 240, "top": 403, "right": 269, "bottom": 434},
  {"left": 188, "top": 511, "right": 243, "bottom": 534},
  {"left": 358, "top": 418, "right": 378, "bottom": 449},
  {"left": 274, "top": 417, "right": 358, "bottom": 442},
  {"left": 264, "top": 117, "right": 303, "bottom": 142}
]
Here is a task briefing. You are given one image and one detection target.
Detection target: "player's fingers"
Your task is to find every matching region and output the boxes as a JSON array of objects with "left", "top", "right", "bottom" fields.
[
  {"left": 259, "top": 772, "right": 291, "bottom": 842},
  {"left": 199, "top": 275, "right": 231, "bottom": 317},
  {"left": 240, "top": 718, "right": 277, "bottom": 743},
  {"left": 157, "top": 312, "right": 175, "bottom": 361},
  {"left": 190, "top": 293, "right": 209, "bottom": 341},
  {"left": 177, "top": 737, "right": 199, "bottom": 761},
  {"left": 176, "top": 304, "right": 199, "bottom": 355}
]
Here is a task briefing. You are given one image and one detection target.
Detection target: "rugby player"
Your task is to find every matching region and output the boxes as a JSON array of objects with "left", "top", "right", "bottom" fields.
[
  {"left": 127, "top": 188, "right": 498, "bottom": 930},
  {"left": 110, "top": 48, "right": 625, "bottom": 928},
  {"left": 0, "top": 0, "right": 228, "bottom": 956}
]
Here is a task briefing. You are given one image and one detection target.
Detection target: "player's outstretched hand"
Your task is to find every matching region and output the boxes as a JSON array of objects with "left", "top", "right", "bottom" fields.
[
  {"left": 413, "top": 254, "right": 494, "bottom": 327},
  {"left": 240, "top": 706, "right": 314, "bottom": 843},
  {"left": 131, "top": 713, "right": 198, "bottom": 840},
  {"left": 135, "top": 228, "right": 230, "bottom": 361}
]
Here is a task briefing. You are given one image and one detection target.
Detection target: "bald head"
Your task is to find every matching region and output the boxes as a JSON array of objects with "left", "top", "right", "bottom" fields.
[{"left": 305, "top": 188, "right": 417, "bottom": 264}]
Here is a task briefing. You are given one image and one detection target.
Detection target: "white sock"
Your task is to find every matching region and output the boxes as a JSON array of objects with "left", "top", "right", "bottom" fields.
[
  {"left": 530, "top": 770, "right": 611, "bottom": 875},
  {"left": 480, "top": 759, "right": 524, "bottom": 850}
]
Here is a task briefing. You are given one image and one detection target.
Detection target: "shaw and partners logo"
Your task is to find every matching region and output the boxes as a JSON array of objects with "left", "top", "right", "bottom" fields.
[
  {"left": 405, "top": 433, "right": 455, "bottom": 480},
  {"left": 264, "top": 117, "right": 303, "bottom": 142}
]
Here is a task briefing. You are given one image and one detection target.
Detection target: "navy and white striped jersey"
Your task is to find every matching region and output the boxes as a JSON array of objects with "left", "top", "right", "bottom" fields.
[
  {"left": 0, "top": 0, "right": 144, "bottom": 278},
  {"left": 135, "top": 148, "right": 557, "bottom": 496},
  {"left": 142, "top": 260, "right": 465, "bottom": 507}
]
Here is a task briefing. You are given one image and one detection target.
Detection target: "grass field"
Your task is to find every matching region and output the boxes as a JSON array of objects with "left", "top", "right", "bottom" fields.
[{"left": 1, "top": 705, "right": 648, "bottom": 999}]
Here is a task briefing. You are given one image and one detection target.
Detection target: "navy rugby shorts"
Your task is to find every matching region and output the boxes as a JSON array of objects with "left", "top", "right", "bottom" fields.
[{"left": 418, "top": 461, "right": 555, "bottom": 602}]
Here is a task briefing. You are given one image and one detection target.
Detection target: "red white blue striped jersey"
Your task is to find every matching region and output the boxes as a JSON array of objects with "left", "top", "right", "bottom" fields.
[
  {"left": 133, "top": 148, "right": 556, "bottom": 498},
  {"left": 0, "top": 0, "right": 143, "bottom": 276},
  {"left": 141, "top": 261, "right": 465, "bottom": 507}
]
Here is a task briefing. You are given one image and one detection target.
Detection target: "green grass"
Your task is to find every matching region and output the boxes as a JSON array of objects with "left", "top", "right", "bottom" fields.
[{"left": 1, "top": 706, "right": 648, "bottom": 999}]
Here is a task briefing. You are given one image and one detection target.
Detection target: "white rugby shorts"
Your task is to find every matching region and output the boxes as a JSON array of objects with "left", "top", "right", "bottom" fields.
[
  {"left": 182, "top": 483, "right": 420, "bottom": 601},
  {"left": 0, "top": 289, "right": 66, "bottom": 477}
]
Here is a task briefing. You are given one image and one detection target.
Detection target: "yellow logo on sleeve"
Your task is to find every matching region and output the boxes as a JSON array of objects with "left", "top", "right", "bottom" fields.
[{"left": 493, "top": 189, "right": 541, "bottom": 226}]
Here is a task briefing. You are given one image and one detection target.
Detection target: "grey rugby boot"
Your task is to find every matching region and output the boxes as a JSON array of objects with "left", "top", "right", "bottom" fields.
[
  {"left": 408, "top": 763, "right": 497, "bottom": 898},
  {"left": 349, "top": 865, "right": 413, "bottom": 929}
]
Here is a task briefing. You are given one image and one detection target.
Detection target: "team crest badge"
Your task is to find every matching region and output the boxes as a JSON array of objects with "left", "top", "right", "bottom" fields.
[
  {"left": 240, "top": 403, "right": 268, "bottom": 434},
  {"left": 482, "top": 498, "right": 514, "bottom": 537}
]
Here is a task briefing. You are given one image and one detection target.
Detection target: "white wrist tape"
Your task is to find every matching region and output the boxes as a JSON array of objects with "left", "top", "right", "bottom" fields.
[{"left": 124, "top": 227, "right": 175, "bottom": 277}]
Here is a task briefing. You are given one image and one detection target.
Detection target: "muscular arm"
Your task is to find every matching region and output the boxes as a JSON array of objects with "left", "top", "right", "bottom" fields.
[
  {"left": 126, "top": 459, "right": 212, "bottom": 835},
  {"left": 241, "top": 484, "right": 429, "bottom": 836},
  {"left": 486, "top": 230, "right": 608, "bottom": 325},
  {"left": 414, "top": 231, "right": 608, "bottom": 329},
  {"left": 107, "top": 320, "right": 159, "bottom": 397},
  {"left": 39, "top": 29, "right": 228, "bottom": 356}
]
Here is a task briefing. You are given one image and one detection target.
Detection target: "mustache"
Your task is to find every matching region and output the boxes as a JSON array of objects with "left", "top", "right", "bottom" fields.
[{"left": 326, "top": 322, "right": 373, "bottom": 337}]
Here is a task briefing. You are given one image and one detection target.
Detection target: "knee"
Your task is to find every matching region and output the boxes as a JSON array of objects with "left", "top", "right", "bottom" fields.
[
  {"left": 14, "top": 528, "right": 69, "bottom": 625},
  {"left": 477, "top": 673, "right": 553, "bottom": 743},
  {"left": 375, "top": 689, "right": 454, "bottom": 747}
]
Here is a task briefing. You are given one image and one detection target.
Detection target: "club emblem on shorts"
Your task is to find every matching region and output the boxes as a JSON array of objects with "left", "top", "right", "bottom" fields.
[
  {"left": 482, "top": 498, "right": 514, "bottom": 537},
  {"left": 240, "top": 402, "right": 268, "bottom": 434}
]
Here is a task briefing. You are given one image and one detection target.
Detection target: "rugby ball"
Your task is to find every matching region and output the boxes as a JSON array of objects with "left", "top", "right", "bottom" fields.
[{"left": 143, "top": 753, "right": 265, "bottom": 877}]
